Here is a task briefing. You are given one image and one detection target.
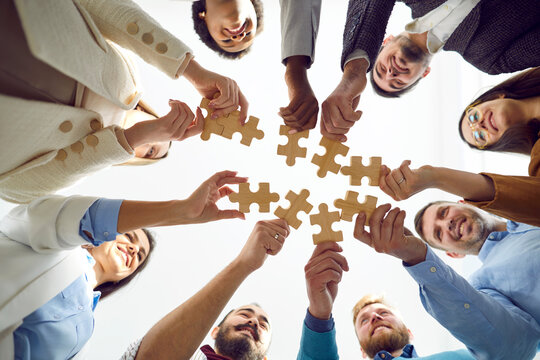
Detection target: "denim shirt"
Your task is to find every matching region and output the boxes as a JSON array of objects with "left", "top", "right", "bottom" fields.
[{"left": 13, "top": 198, "right": 122, "bottom": 360}]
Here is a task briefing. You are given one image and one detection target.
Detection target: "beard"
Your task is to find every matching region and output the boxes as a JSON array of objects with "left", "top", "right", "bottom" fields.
[
  {"left": 214, "top": 324, "right": 266, "bottom": 360},
  {"left": 360, "top": 323, "right": 410, "bottom": 359},
  {"left": 462, "top": 208, "right": 495, "bottom": 254},
  {"left": 394, "top": 35, "right": 430, "bottom": 65}
]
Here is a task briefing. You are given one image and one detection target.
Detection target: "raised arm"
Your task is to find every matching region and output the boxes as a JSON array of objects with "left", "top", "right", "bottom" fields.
[
  {"left": 379, "top": 160, "right": 540, "bottom": 226},
  {"left": 134, "top": 219, "right": 290, "bottom": 360}
]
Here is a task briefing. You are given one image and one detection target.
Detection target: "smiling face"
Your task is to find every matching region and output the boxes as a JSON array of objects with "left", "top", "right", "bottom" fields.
[
  {"left": 212, "top": 305, "right": 271, "bottom": 360},
  {"left": 201, "top": 0, "right": 258, "bottom": 53},
  {"left": 373, "top": 35, "right": 431, "bottom": 93},
  {"left": 461, "top": 97, "right": 529, "bottom": 148},
  {"left": 355, "top": 303, "right": 410, "bottom": 359},
  {"left": 89, "top": 229, "right": 151, "bottom": 284},
  {"left": 420, "top": 203, "right": 497, "bottom": 255}
]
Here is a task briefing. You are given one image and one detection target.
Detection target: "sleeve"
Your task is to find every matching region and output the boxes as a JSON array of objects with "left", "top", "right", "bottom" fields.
[
  {"left": 79, "top": 198, "right": 123, "bottom": 245},
  {"left": 404, "top": 248, "right": 540, "bottom": 360},
  {"left": 0, "top": 195, "right": 100, "bottom": 253},
  {"left": 0, "top": 126, "right": 133, "bottom": 204},
  {"left": 297, "top": 310, "right": 339, "bottom": 360},
  {"left": 464, "top": 140, "right": 540, "bottom": 227},
  {"left": 78, "top": 0, "right": 193, "bottom": 79},
  {"left": 119, "top": 338, "right": 143, "bottom": 360},
  {"left": 280, "top": 0, "right": 322, "bottom": 67},
  {"left": 341, "top": 0, "right": 396, "bottom": 72}
]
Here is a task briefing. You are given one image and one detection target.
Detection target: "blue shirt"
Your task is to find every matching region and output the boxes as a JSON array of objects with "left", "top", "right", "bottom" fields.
[
  {"left": 405, "top": 221, "right": 540, "bottom": 360},
  {"left": 13, "top": 198, "right": 122, "bottom": 360},
  {"left": 297, "top": 309, "right": 473, "bottom": 359}
]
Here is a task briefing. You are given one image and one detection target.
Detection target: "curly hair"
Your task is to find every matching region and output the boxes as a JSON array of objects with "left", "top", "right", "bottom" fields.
[
  {"left": 458, "top": 67, "right": 540, "bottom": 155},
  {"left": 192, "top": 0, "right": 264, "bottom": 59}
]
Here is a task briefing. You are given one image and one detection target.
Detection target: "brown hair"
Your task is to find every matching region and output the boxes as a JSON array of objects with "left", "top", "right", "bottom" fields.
[
  {"left": 95, "top": 228, "right": 156, "bottom": 299},
  {"left": 370, "top": 69, "right": 422, "bottom": 98},
  {"left": 192, "top": 0, "right": 264, "bottom": 60},
  {"left": 458, "top": 67, "right": 540, "bottom": 155},
  {"left": 352, "top": 294, "right": 392, "bottom": 325},
  {"left": 414, "top": 201, "right": 447, "bottom": 250}
]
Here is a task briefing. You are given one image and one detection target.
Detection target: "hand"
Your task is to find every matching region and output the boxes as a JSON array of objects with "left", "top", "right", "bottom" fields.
[
  {"left": 353, "top": 204, "right": 427, "bottom": 265},
  {"left": 320, "top": 59, "right": 367, "bottom": 142},
  {"left": 182, "top": 171, "right": 248, "bottom": 224},
  {"left": 305, "top": 242, "right": 349, "bottom": 320},
  {"left": 124, "top": 100, "right": 204, "bottom": 149},
  {"left": 279, "top": 56, "right": 319, "bottom": 133},
  {"left": 183, "top": 59, "right": 248, "bottom": 123},
  {"left": 379, "top": 160, "right": 434, "bottom": 201},
  {"left": 235, "top": 219, "right": 290, "bottom": 273}
]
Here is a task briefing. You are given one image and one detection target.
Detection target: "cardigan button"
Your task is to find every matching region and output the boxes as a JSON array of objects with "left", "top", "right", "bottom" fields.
[
  {"left": 127, "top": 22, "right": 139, "bottom": 35},
  {"left": 142, "top": 32, "right": 154, "bottom": 45},
  {"left": 59, "top": 121, "right": 73, "bottom": 133},
  {"left": 156, "top": 42, "right": 168, "bottom": 54},
  {"left": 71, "top": 141, "right": 84, "bottom": 153},
  {"left": 86, "top": 135, "right": 99, "bottom": 147},
  {"left": 90, "top": 119, "right": 103, "bottom": 131},
  {"left": 55, "top": 150, "right": 67, "bottom": 161}
]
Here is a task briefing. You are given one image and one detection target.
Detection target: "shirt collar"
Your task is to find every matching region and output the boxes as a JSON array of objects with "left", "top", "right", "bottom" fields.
[
  {"left": 374, "top": 344, "right": 417, "bottom": 359},
  {"left": 477, "top": 221, "right": 534, "bottom": 262}
]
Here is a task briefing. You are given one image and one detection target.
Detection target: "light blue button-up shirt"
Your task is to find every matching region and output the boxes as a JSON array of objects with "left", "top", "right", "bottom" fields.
[
  {"left": 405, "top": 221, "right": 540, "bottom": 360},
  {"left": 13, "top": 198, "right": 122, "bottom": 360}
]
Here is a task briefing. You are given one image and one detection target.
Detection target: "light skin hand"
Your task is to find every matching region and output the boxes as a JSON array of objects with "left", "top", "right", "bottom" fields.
[
  {"left": 182, "top": 170, "right": 248, "bottom": 224},
  {"left": 124, "top": 100, "right": 204, "bottom": 149},
  {"left": 234, "top": 219, "right": 290, "bottom": 273},
  {"left": 353, "top": 204, "right": 427, "bottom": 265},
  {"left": 183, "top": 59, "right": 249, "bottom": 123},
  {"left": 379, "top": 160, "right": 433, "bottom": 201},
  {"left": 321, "top": 58, "right": 368, "bottom": 142},
  {"left": 305, "top": 242, "right": 349, "bottom": 320},
  {"left": 279, "top": 56, "right": 319, "bottom": 133}
]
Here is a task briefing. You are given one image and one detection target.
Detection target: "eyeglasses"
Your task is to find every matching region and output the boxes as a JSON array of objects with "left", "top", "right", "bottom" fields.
[{"left": 465, "top": 106, "right": 490, "bottom": 149}]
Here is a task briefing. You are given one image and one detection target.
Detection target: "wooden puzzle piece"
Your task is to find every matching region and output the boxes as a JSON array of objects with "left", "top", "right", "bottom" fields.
[
  {"left": 218, "top": 114, "right": 264, "bottom": 146},
  {"left": 274, "top": 189, "right": 313, "bottom": 230},
  {"left": 333, "top": 191, "right": 377, "bottom": 222},
  {"left": 200, "top": 97, "right": 225, "bottom": 141},
  {"left": 311, "top": 137, "right": 350, "bottom": 178},
  {"left": 341, "top": 156, "right": 382, "bottom": 186},
  {"left": 277, "top": 125, "right": 309, "bottom": 166},
  {"left": 228, "top": 183, "right": 280, "bottom": 213},
  {"left": 310, "top": 203, "right": 343, "bottom": 244}
]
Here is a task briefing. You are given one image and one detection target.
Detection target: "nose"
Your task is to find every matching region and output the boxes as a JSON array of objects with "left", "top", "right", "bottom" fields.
[
  {"left": 127, "top": 242, "right": 140, "bottom": 256},
  {"left": 370, "top": 312, "right": 384, "bottom": 323},
  {"left": 387, "top": 65, "right": 397, "bottom": 78},
  {"left": 231, "top": 32, "right": 246, "bottom": 42}
]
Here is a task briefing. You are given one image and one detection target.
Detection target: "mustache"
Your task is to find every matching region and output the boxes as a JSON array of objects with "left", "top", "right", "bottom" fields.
[{"left": 234, "top": 323, "right": 260, "bottom": 341}]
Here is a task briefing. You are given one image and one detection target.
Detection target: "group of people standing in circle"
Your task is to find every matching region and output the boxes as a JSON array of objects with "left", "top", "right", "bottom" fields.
[{"left": 0, "top": 0, "right": 539, "bottom": 359}]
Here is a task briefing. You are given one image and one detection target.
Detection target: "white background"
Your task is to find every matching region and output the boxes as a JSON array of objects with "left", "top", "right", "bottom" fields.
[{"left": 0, "top": 1, "right": 534, "bottom": 359}]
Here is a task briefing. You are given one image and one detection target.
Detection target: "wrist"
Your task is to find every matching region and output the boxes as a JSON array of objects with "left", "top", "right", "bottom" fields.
[
  {"left": 402, "top": 241, "right": 427, "bottom": 266},
  {"left": 183, "top": 59, "right": 202, "bottom": 84},
  {"left": 285, "top": 58, "right": 310, "bottom": 90},
  {"left": 420, "top": 165, "right": 439, "bottom": 189},
  {"left": 308, "top": 306, "right": 331, "bottom": 321},
  {"left": 123, "top": 123, "right": 148, "bottom": 149},
  {"left": 343, "top": 58, "right": 368, "bottom": 78},
  {"left": 230, "top": 256, "right": 257, "bottom": 277}
]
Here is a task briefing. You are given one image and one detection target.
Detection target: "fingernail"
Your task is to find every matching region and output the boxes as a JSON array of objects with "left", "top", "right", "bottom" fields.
[
  {"left": 288, "top": 129, "right": 297, "bottom": 135},
  {"left": 168, "top": 99, "right": 174, "bottom": 104},
  {"left": 212, "top": 113, "right": 218, "bottom": 119}
]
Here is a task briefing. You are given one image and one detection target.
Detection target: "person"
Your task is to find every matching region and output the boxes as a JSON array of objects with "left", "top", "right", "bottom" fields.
[
  {"left": 121, "top": 218, "right": 290, "bottom": 359},
  {"left": 0, "top": 171, "right": 248, "bottom": 359},
  {"left": 296, "top": 242, "right": 474, "bottom": 359},
  {"left": 378, "top": 67, "right": 540, "bottom": 226},
  {"left": 353, "top": 203, "right": 540, "bottom": 359},
  {"left": 321, "top": 0, "right": 540, "bottom": 141},
  {"left": 192, "top": 0, "right": 264, "bottom": 58},
  {"left": 0, "top": 0, "right": 248, "bottom": 203},
  {"left": 277, "top": 0, "right": 321, "bottom": 134}
]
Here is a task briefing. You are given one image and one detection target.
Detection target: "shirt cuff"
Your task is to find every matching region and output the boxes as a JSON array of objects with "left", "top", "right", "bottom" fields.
[
  {"left": 403, "top": 247, "right": 451, "bottom": 286},
  {"left": 304, "top": 308, "right": 335, "bottom": 333},
  {"left": 79, "top": 199, "right": 123, "bottom": 245},
  {"left": 344, "top": 49, "right": 370, "bottom": 69}
]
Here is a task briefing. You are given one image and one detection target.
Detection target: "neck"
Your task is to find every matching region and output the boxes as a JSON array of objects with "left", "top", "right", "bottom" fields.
[
  {"left": 493, "top": 220, "right": 508, "bottom": 233},
  {"left": 406, "top": 31, "right": 429, "bottom": 54},
  {"left": 85, "top": 248, "right": 105, "bottom": 289},
  {"left": 521, "top": 96, "right": 540, "bottom": 121}
]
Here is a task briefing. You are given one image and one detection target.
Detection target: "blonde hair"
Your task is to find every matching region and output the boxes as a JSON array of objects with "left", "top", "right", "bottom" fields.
[{"left": 352, "top": 294, "right": 392, "bottom": 325}]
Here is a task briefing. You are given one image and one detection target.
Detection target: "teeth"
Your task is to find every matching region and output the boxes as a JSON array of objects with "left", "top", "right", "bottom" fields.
[{"left": 460, "top": 223, "right": 464, "bottom": 236}]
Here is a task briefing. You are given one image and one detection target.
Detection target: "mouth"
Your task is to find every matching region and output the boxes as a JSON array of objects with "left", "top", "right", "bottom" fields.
[
  {"left": 117, "top": 245, "right": 131, "bottom": 267},
  {"left": 225, "top": 21, "right": 247, "bottom": 36},
  {"left": 486, "top": 111, "right": 498, "bottom": 132},
  {"left": 371, "top": 325, "right": 390, "bottom": 336},
  {"left": 236, "top": 325, "right": 258, "bottom": 341},
  {"left": 392, "top": 56, "right": 408, "bottom": 73},
  {"left": 455, "top": 218, "right": 466, "bottom": 240}
]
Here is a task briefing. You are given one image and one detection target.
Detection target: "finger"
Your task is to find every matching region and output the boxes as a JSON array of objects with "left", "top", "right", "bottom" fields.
[
  {"left": 353, "top": 212, "right": 370, "bottom": 244},
  {"left": 211, "top": 105, "right": 238, "bottom": 120},
  {"left": 379, "top": 207, "right": 401, "bottom": 251},
  {"left": 264, "top": 221, "right": 290, "bottom": 240},
  {"left": 320, "top": 120, "right": 347, "bottom": 142},
  {"left": 292, "top": 102, "right": 318, "bottom": 129},
  {"left": 174, "top": 102, "right": 195, "bottom": 139},
  {"left": 218, "top": 186, "right": 234, "bottom": 198},
  {"left": 305, "top": 250, "right": 349, "bottom": 273},
  {"left": 182, "top": 107, "right": 205, "bottom": 139},
  {"left": 368, "top": 204, "right": 392, "bottom": 243},
  {"left": 333, "top": 105, "right": 357, "bottom": 129},
  {"left": 379, "top": 168, "right": 399, "bottom": 201},
  {"left": 210, "top": 81, "right": 233, "bottom": 109},
  {"left": 385, "top": 171, "right": 403, "bottom": 200},
  {"left": 400, "top": 160, "right": 414, "bottom": 179},
  {"left": 237, "top": 91, "right": 248, "bottom": 124},
  {"left": 309, "top": 242, "right": 343, "bottom": 260},
  {"left": 217, "top": 209, "right": 245, "bottom": 220},
  {"left": 305, "top": 258, "right": 346, "bottom": 282},
  {"left": 216, "top": 176, "right": 248, "bottom": 188},
  {"left": 390, "top": 210, "right": 406, "bottom": 246},
  {"left": 264, "top": 218, "right": 291, "bottom": 236}
]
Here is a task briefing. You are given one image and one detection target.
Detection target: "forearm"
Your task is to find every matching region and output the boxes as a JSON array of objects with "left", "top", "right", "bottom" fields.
[
  {"left": 340, "top": 58, "right": 368, "bottom": 93},
  {"left": 426, "top": 166, "right": 495, "bottom": 202},
  {"left": 136, "top": 259, "right": 252, "bottom": 360},
  {"left": 285, "top": 56, "right": 311, "bottom": 94},
  {"left": 405, "top": 249, "right": 540, "bottom": 359},
  {"left": 117, "top": 200, "right": 192, "bottom": 233}
]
